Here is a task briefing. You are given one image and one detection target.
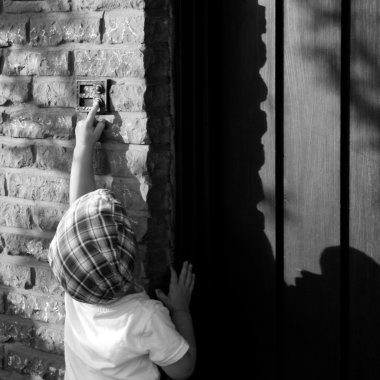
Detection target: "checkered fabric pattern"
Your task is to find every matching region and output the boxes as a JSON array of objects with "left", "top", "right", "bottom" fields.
[{"left": 48, "top": 189, "right": 138, "bottom": 304}]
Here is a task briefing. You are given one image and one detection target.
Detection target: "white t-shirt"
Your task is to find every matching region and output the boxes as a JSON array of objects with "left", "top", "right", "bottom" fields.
[{"left": 64, "top": 291, "right": 189, "bottom": 380}]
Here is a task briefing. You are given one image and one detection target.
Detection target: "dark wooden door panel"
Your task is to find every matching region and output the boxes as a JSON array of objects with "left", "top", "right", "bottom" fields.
[
  {"left": 349, "top": 1, "right": 380, "bottom": 378},
  {"left": 282, "top": 1, "right": 342, "bottom": 378}
]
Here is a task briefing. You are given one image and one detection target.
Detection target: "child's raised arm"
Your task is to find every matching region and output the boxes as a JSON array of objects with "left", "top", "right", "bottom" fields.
[{"left": 70, "top": 100, "right": 105, "bottom": 205}]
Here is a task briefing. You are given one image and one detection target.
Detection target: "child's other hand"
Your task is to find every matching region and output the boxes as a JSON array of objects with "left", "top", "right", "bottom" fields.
[
  {"left": 75, "top": 99, "right": 105, "bottom": 148},
  {"left": 156, "top": 261, "right": 195, "bottom": 313}
]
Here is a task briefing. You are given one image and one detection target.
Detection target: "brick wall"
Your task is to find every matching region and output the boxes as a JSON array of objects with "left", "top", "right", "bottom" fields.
[{"left": 0, "top": 0, "right": 174, "bottom": 378}]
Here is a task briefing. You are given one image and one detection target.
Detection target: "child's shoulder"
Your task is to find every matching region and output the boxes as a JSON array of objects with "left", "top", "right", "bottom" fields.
[
  {"left": 108, "top": 290, "right": 164, "bottom": 314},
  {"left": 67, "top": 290, "right": 169, "bottom": 324},
  {"left": 125, "top": 291, "right": 167, "bottom": 315}
]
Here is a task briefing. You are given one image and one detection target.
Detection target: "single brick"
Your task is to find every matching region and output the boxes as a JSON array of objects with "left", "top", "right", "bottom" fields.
[
  {"left": 116, "top": 116, "right": 149, "bottom": 144},
  {"left": 7, "top": 172, "right": 70, "bottom": 204},
  {"left": 72, "top": 0, "right": 167, "bottom": 10},
  {"left": 33, "top": 78, "right": 75, "bottom": 107},
  {"left": 3, "top": 49, "right": 69, "bottom": 76},
  {"left": 0, "top": 15, "right": 28, "bottom": 46},
  {"left": 111, "top": 177, "right": 149, "bottom": 211},
  {"left": 94, "top": 145, "right": 149, "bottom": 178},
  {"left": 5, "top": 343, "right": 65, "bottom": 378},
  {"left": 0, "top": 202, "right": 33, "bottom": 229},
  {"left": 33, "top": 267, "right": 64, "bottom": 297},
  {"left": 74, "top": 48, "right": 145, "bottom": 78},
  {"left": 25, "top": 239, "right": 51, "bottom": 262},
  {"left": 109, "top": 81, "right": 146, "bottom": 111},
  {"left": 119, "top": 115, "right": 149, "bottom": 143},
  {"left": 32, "top": 205, "right": 67, "bottom": 232},
  {"left": 30, "top": 13, "right": 101, "bottom": 46},
  {"left": 1, "top": 106, "right": 74, "bottom": 140},
  {"left": 125, "top": 146, "right": 148, "bottom": 177},
  {"left": 0, "top": 233, "right": 51, "bottom": 262},
  {"left": 0, "top": 315, "right": 64, "bottom": 355},
  {"left": 104, "top": 12, "right": 144, "bottom": 44},
  {"left": 4, "top": 0, "right": 70, "bottom": 13},
  {"left": 104, "top": 13, "right": 169, "bottom": 44},
  {"left": 5, "top": 291, "right": 65, "bottom": 324},
  {"left": 0, "top": 77, "right": 31, "bottom": 106},
  {"left": 0, "top": 144, "right": 33, "bottom": 168},
  {"left": 0, "top": 263, "right": 32, "bottom": 289},
  {"left": 35, "top": 324, "right": 64, "bottom": 355},
  {"left": 0, "top": 315, "right": 35, "bottom": 347},
  {"left": 0, "top": 173, "right": 7, "bottom": 196},
  {"left": 77, "top": 113, "right": 150, "bottom": 144},
  {"left": 35, "top": 145, "right": 73, "bottom": 173},
  {"left": 72, "top": 0, "right": 144, "bottom": 10}
]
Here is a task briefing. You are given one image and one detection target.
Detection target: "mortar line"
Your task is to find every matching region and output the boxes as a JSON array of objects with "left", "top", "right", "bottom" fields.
[
  {"left": 0, "top": 254, "right": 50, "bottom": 269},
  {"left": 0, "top": 136, "right": 148, "bottom": 149},
  {"left": 0, "top": 313, "right": 64, "bottom": 331},
  {"left": 0, "top": 225, "right": 54, "bottom": 240},
  {"left": 0, "top": 195, "right": 69, "bottom": 210},
  {"left": 0, "top": 166, "right": 151, "bottom": 184},
  {"left": 0, "top": 284, "right": 63, "bottom": 298},
  {"left": 0, "top": 107, "right": 149, "bottom": 119},
  {"left": 0, "top": 342, "right": 65, "bottom": 357},
  {"left": 8, "top": 42, "right": 148, "bottom": 51}
]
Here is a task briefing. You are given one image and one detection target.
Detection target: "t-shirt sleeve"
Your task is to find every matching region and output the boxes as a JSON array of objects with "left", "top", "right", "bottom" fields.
[{"left": 139, "top": 302, "right": 189, "bottom": 367}]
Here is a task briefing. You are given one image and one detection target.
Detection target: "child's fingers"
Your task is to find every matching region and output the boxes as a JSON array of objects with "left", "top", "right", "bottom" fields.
[
  {"left": 189, "top": 273, "right": 195, "bottom": 295},
  {"left": 184, "top": 263, "right": 193, "bottom": 288},
  {"left": 169, "top": 266, "right": 178, "bottom": 287},
  {"left": 155, "top": 289, "right": 170, "bottom": 306},
  {"left": 179, "top": 261, "right": 188, "bottom": 285},
  {"left": 86, "top": 101, "right": 100, "bottom": 125}
]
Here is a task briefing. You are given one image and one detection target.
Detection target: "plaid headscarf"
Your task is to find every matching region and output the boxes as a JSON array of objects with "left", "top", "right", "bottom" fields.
[{"left": 48, "top": 189, "right": 138, "bottom": 304}]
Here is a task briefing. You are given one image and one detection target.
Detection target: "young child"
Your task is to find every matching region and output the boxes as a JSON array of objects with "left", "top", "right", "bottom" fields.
[{"left": 48, "top": 101, "right": 196, "bottom": 380}]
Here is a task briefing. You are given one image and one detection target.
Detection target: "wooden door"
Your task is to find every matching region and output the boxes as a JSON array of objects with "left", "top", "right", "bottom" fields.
[
  {"left": 175, "top": 0, "right": 380, "bottom": 379},
  {"left": 261, "top": 0, "right": 380, "bottom": 378}
]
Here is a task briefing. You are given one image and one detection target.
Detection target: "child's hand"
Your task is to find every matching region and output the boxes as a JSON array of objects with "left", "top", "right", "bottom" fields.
[
  {"left": 75, "top": 99, "right": 105, "bottom": 149},
  {"left": 156, "top": 261, "right": 195, "bottom": 313}
]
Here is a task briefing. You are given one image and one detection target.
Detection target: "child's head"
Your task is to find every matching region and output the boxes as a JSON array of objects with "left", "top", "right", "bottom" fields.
[{"left": 48, "top": 189, "right": 138, "bottom": 304}]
